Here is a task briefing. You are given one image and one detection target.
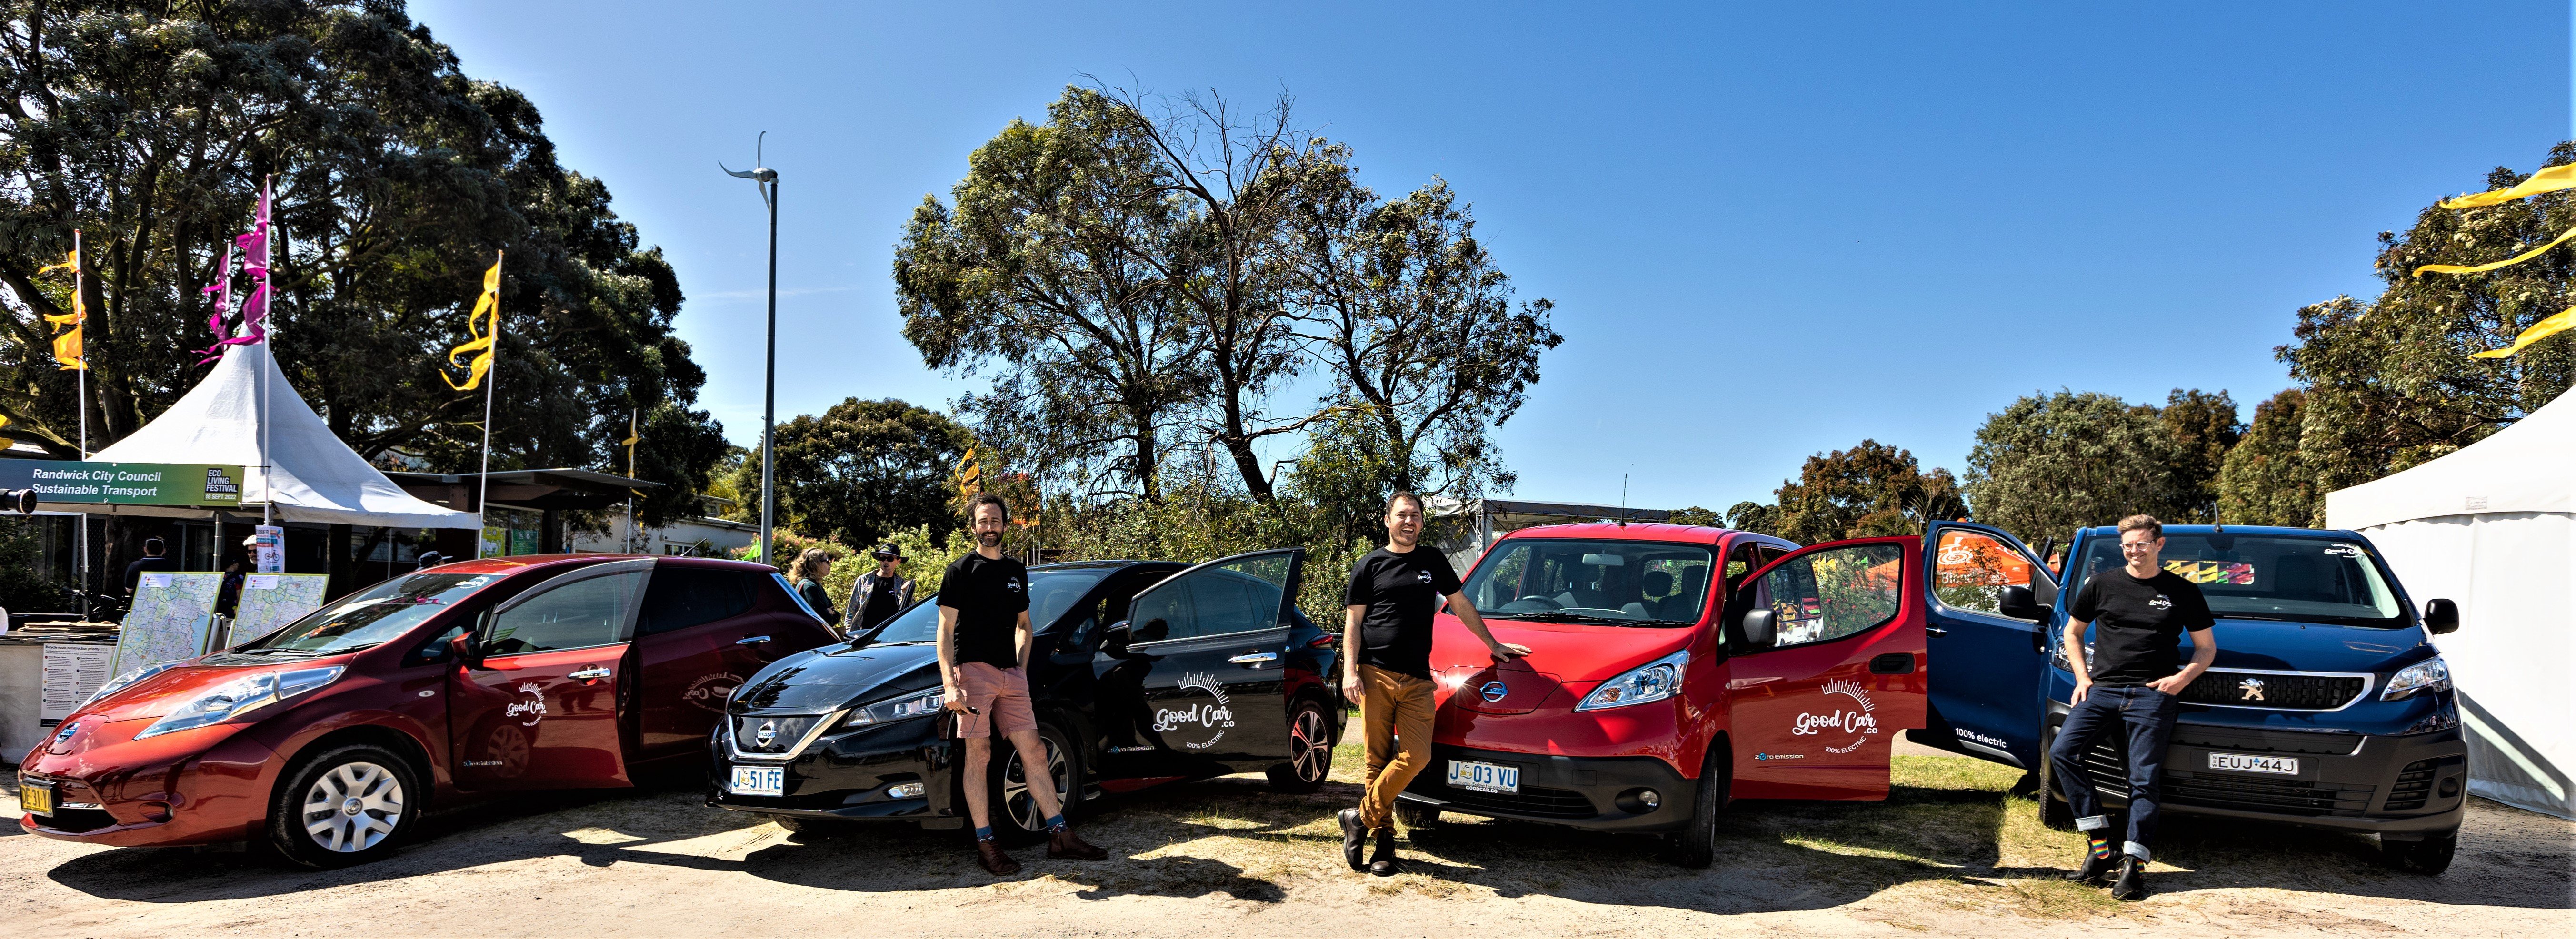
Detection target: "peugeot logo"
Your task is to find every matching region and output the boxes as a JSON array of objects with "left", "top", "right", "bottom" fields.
[
  {"left": 1479, "top": 681, "right": 1508, "bottom": 703},
  {"left": 754, "top": 720, "right": 779, "bottom": 746},
  {"left": 2238, "top": 678, "right": 2266, "bottom": 702}
]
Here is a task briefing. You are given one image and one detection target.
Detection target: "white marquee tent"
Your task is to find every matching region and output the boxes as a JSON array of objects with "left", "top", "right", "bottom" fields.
[
  {"left": 83, "top": 344, "right": 477, "bottom": 529},
  {"left": 2326, "top": 388, "right": 2574, "bottom": 819}
]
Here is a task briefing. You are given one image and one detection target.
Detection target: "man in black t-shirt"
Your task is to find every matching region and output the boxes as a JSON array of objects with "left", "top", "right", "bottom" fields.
[
  {"left": 1336, "top": 492, "right": 1529, "bottom": 877},
  {"left": 937, "top": 494, "right": 1106, "bottom": 875},
  {"left": 2047, "top": 514, "right": 2218, "bottom": 901}
]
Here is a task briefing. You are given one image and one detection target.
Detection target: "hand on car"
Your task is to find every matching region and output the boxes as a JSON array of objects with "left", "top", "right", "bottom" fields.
[
  {"left": 1489, "top": 642, "right": 1532, "bottom": 661},
  {"left": 2147, "top": 673, "right": 2193, "bottom": 696}
]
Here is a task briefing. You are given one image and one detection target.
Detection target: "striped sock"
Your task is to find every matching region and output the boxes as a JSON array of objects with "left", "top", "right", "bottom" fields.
[{"left": 2086, "top": 834, "right": 2113, "bottom": 860}]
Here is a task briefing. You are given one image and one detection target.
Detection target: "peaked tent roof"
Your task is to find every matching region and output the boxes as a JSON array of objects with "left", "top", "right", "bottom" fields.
[
  {"left": 2326, "top": 387, "right": 2573, "bottom": 531},
  {"left": 87, "top": 344, "right": 479, "bottom": 529}
]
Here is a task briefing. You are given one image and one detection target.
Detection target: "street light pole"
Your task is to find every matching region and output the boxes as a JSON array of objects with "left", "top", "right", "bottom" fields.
[{"left": 724, "top": 135, "right": 780, "bottom": 569}]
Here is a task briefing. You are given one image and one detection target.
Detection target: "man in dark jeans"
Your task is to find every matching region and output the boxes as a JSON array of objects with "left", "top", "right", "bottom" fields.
[{"left": 2049, "top": 514, "right": 2218, "bottom": 900}]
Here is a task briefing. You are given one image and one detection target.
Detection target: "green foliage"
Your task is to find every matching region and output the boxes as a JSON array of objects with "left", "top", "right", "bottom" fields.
[
  {"left": 1767, "top": 440, "right": 1966, "bottom": 544},
  {"left": 2215, "top": 389, "right": 2318, "bottom": 526},
  {"left": 1963, "top": 390, "right": 2188, "bottom": 544},
  {"left": 0, "top": 516, "right": 57, "bottom": 612},
  {"left": 1667, "top": 505, "right": 1726, "bottom": 527},
  {"left": 751, "top": 397, "right": 972, "bottom": 550},
  {"left": 2157, "top": 388, "right": 2243, "bottom": 523},
  {"left": 1725, "top": 501, "right": 1783, "bottom": 535},
  {"left": 1049, "top": 476, "right": 1359, "bottom": 629}
]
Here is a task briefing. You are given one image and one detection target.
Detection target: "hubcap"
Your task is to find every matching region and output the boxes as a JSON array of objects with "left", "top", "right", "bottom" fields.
[
  {"left": 1289, "top": 708, "right": 1328, "bottom": 782},
  {"left": 1000, "top": 736, "right": 1069, "bottom": 832},
  {"left": 301, "top": 761, "right": 405, "bottom": 853}
]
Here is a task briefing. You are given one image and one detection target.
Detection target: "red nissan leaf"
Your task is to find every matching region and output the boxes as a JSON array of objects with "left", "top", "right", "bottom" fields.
[{"left": 16, "top": 555, "right": 837, "bottom": 867}]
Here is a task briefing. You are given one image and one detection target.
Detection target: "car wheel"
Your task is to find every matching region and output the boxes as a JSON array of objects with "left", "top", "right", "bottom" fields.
[
  {"left": 988, "top": 722, "right": 1081, "bottom": 847},
  {"left": 2379, "top": 829, "right": 2458, "bottom": 875},
  {"left": 1663, "top": 743, "right": 1730, "bottom": 868},
  {"left": 1392, "top": 799, "right": 1443, "bottom": 830},
  {"left": 2035, "top": 744, "right": 2076, "bottom": 831},
  {"left": 1266, "top": 699, "right": 1335, "bottom": 794},
  {"left": 268, "top": 744, "right": 422, "bottom": 869}
]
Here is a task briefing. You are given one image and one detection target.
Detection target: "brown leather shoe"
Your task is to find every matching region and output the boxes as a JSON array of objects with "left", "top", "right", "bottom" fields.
[
  {"left": 1047, "top": 825, "right": 1108, "bottom": 860},
  {"left": 975, "top": 838, "right": 1021, "bottom": 875}
]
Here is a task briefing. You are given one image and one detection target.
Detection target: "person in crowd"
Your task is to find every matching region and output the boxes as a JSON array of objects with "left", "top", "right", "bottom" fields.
[
  {"left": 1338, "top": 492, "right": 1530, "bottom": 877},
  {"left": 2049, "top": 514, "right": 2218, "bottom": 901},
  {"left": 844, "top": 542, "right": 914, "bottom": 636},
  {"left": 939, "top": 494, "right": 1106, "bottom": 875},
  {"left": 788, "top": 547, "right": 839, "bottom": 623},
  {"left": 215, "top": 547, "right": 250, "bottom": 618},
  {"left": 122, "top": 536, "right": 175, "bottom": 597}
]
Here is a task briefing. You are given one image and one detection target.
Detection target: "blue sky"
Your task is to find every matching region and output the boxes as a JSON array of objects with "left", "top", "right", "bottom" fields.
[{"left": 409, "top": 0, "right": 2567, "bottom": 512}]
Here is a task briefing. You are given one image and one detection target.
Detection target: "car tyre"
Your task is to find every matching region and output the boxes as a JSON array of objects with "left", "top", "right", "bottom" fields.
[
  {"left": 1663, "top": 743, "right": 1730, "bottom": 868},
  {"left": 2035, "top": 733, "right": 2076, "bottom": 831},
  {"left": 1266, "top": 699, "right": 1335, "bottom": 794},
  {"left": 2378, "top": 829, "right": 2458, "bottom": 875},
  {"left": 1391, "top": 799, "right": 1443, "bottom": 830},
  {"left": 987, "top": 721, "right": 1081, "bottom": 848},
  {"left": 268, "top": 743, "right": 423, "bottom": 869}
]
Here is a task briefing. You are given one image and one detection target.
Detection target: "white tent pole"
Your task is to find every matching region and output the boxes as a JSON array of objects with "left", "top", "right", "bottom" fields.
[{"left": 474, "top": 249, "right": 501, "bottom": 556}]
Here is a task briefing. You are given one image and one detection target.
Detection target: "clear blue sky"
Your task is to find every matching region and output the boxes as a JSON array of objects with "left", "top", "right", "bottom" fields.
[{"left": 409, "top": 0, "right": 2567, "bottom": 512}]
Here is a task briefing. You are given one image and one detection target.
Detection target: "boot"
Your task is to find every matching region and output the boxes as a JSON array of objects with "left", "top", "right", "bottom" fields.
[
  {"left": 975, "top": 837, "right": 1021, "bottom": 876},
  {"left": 1338, "top": 808, "right": 1367, "bottom": 871},
  {"left": 2110, "top": 855, "right": 2148, "bottom": 901},
  {"left": 2065, "top": 841, "right": 2117, "bottom": 884},
  {"left": 1047, "top": 824, "right": 1108, "bottom": 860},
  {"left": 1367, "top": 825, "right": 1400, "bottom": 877}
]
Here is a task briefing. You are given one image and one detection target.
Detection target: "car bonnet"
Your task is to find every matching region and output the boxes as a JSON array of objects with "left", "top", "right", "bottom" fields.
[{"left": 729, "top": 642, "right": 941, "bottom": 715}]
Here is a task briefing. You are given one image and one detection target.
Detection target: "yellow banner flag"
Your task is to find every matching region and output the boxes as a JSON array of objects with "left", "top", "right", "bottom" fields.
[
  {"left": 2412, "top": 224, "right": 2576, "bottom": 277},
  {"left": 37, "top": 244, "right": 83, "bottom": 371},
  {"left": 444, "top": 253, "right": 502, "bottom": 391},
  {"left": 2471, "top": 306, "right": 2576, "bottom": 358},
  {"left": 2441, "top": 164, "right": 2576, "bottom": 209}
]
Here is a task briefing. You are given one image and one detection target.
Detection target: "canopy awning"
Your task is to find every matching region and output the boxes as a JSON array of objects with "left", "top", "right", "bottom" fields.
[{"left": 2326, "top": 388, "right": 2572, "bottom": 531}]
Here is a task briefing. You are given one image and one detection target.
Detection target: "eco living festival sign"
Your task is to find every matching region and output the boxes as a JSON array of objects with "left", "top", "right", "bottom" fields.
[{"left": 0, "top": 459, "right": 244, "bottom": 507}]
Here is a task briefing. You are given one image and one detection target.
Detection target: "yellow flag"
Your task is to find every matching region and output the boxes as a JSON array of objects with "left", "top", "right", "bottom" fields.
[
  {"left": 2413, "top": 224, "right": 2576, "bottom": 277},
  {"left": 2441, "top": 164, "right": 2576, "bottom": 209},
  {"left": 622, "top": 411, "right": 643, "bottom": 497},
  {"left": 38, "top": 245, "right": 83, "bottom": 371},
  {"left": 444, "top": 253, "right": 502, "bottom": 390},
  {"left": 2471, "top": 306, "right": 2576, "bottom": 358}
]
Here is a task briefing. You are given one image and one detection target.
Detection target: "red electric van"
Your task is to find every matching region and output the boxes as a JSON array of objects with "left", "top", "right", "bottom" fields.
[
  {"left": 1394, "top": 522, "right": 1939, "bottom": 866},
  {"left": 16, "top": 555, "right": 837, "bottom": 867}
]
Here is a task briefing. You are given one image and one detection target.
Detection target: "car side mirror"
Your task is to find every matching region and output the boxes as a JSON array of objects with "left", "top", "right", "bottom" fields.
[
  {"left": 1739, "top": 608, "right": 1776, "bottom": 649},
  {"left": 447, "top": 632, "right": 483, "bottom": 667},
  {"left": 1100, "top": 619, "right": 1133, "bottom": 649},
  {"left": 1998, "top": 585, "right": 2043, "bottom": 621},
  {"left": 2423, "top": 598, "right": 2459, "bottom": 634}
]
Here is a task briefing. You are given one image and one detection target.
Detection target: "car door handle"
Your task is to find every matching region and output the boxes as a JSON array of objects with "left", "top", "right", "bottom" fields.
[
  {"left": 736, "top": 635, "right": 772, "bottom": 646},
  {"left": 1228, "top": 652, "right": 1278, "bottom": 665},
  {"left": 1926, "top": 626, "right": 1949, "bottom": 636},
  {"left": 569, "top": 666, "right": 612, "bottom": 680}
]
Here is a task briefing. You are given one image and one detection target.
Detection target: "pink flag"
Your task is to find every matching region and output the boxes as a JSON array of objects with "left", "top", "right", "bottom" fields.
[{"left": 199, "top": 182, "right": 271, "bottom": 363}]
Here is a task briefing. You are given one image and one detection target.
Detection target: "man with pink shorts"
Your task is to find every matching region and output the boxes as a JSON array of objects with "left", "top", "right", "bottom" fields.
[{"left": 939, "top": 494, "right": 1108, "bottom": 875}]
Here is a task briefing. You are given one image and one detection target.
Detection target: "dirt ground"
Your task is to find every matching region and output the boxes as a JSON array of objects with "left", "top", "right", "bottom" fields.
[{"left": 4, "top": 740, "right": 2569, "bottom": 938}]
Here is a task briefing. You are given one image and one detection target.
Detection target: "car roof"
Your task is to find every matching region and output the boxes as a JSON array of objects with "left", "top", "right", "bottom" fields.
[
  {"left": 415, "top": 554, "right": 777, "bottom": 576},
  {"left": 1030, "top": 559, "right": 1178, "bottom": 572},
  {"left": 2072, "top": 524, "right": 2363, "bottom": 540},
  {"left": 1496, "top": 522, "right": 1737, "bottom": 544}
]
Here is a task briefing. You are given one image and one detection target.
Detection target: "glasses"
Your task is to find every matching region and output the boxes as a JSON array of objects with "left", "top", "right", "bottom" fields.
[{"left": 2119, "top": 541, "right": 2158, "bottom": 553}]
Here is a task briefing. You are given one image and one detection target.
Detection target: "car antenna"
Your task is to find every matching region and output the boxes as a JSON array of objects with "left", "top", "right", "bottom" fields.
[{"left": 1618, "top": 473, "right": 1628, "bottom": 527}]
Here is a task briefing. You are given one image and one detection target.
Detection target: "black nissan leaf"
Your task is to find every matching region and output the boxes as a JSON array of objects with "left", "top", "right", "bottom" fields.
[{"left": 707, "top": 550, "right": 1343, "bottom": 843}]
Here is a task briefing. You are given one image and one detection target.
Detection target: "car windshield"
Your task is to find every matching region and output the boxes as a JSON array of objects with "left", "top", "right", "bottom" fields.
[
  {"left": 1462, "top": 539, "right": 1717, "bottom": 627},
  {"left": 234, "top": 571, "right": 508, "bottom": 654},
  {"left": 864, "top": 567, "right": 1110, "bottom": 644},
  {"left": 2069, "top": 533, "right": 2408, "bottom": 628}
]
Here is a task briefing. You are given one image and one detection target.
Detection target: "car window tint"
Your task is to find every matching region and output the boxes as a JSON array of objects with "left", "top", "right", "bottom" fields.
[
  {"left": 636, "top": 567, "right": 754, "bottom": 635},
  {"left": 1932, "top": 530, "right": 2033, "bottom": 615},
  {"left": 1127, "top": 576, "right": 1192, "bottom": 643},
  {"left": 1183, "top": 571, "right": 1275, "bottom": 638},
  {"left": 1757, "top": 543, "right": 1904, "bottom": 648},
  {"left": 487, "top": 570, "right": 643, "bottom": 654}
]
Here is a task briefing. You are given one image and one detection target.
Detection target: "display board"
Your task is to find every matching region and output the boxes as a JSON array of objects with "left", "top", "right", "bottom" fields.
[
  {"left": 0, "top": 458, "right": 245, "bottom": 506},
  {"left": 41, "top": 642, "right": 113, "bottom": 724},
  {"left": 111, "top": 572, "right": 223, "bottom": 676},
  {"left": 230, "top": 573, "right": 330, "bottom": 646}
]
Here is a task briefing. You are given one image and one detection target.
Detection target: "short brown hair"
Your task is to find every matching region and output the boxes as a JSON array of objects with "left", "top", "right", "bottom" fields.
[
  {"left": 1385, "top": 491, "right": 1425, "bottom": 516},
  {"left": 2117, "top": 514, "right": 2163, "bottom": 539},
  {"left": 966, "top": 493, "right": 1009, "bottom": 522}
]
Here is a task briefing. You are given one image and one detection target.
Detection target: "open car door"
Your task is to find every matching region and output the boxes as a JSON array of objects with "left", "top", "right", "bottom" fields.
[
  {"left": 450, "top": 559, "right": 651, "bottom": 791},
  {"left": 1918, "top": 522, "right": 2055, "bottom": 767},
  {"left": 1723, "top": 537, "right": 1928, "bottom": 801},
  {"left": 1093, "top": 548, "right": 1305, "bottom": 777}
]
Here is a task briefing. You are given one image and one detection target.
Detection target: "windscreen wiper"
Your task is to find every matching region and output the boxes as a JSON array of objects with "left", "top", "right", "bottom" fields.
[{"left": 1507, "top": 612, "right": 1637, "bottom": 624}]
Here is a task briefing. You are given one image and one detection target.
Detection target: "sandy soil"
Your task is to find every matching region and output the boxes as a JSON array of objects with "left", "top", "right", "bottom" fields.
[{"left": 3, "top": 744, "right": 2568, "bottom": 938}]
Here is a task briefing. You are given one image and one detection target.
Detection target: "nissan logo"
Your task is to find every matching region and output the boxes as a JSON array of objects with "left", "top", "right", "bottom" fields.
[
  {"left": 1479, "top": 681, "right": 1508, "bottom": 703},
  {"left": 755, "top": 720, "right": 779, "bottom": 746}
]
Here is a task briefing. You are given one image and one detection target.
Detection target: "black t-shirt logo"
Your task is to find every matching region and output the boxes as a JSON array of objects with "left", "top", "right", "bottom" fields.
[
  {"left": 1415, "top": 571, "right": 1434, "bottom": 584},
  {"left": 1007, "top": 576, "right": 1023, "bottom": 593},
  {"left": 2149, "top": 594, "right": 2172, "bottom": 610}
]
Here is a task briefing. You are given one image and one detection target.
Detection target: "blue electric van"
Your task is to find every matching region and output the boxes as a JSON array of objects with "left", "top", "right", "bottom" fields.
[{"left": 1907, "top": 522, "right": 2468, "bottom": 874}]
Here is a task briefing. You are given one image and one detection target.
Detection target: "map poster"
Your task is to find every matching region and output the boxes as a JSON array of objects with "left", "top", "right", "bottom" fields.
[
  {"left": 41, "top": 642, "right": 114, "bottom": 724},
  {"left": 230, "top": 573, "right": 330, "bottom": 646},
  {"left": 111, "top": 572, "right": 223, "bottom": 676}
]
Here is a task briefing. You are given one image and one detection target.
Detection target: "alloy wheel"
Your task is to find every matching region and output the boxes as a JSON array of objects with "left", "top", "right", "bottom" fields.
[
  {"left": 1288, "top": 707, "right": 1329, "bottom": 782},
  {"left": 301, "top": 761, "right": 406, "bottom": 853},
  {"left": 1000, "top": 735, "right": 1069, "bottom": 832}
]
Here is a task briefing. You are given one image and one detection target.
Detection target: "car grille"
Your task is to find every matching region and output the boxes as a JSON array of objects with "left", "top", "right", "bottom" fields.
[
  {"left": 1408, "top": 774, "right": 1597, "bottom": 819},
  {"left": 2383, "top": 758, "right": 2441, "bottom": 812},
  {"left": 2168, "top": 725, "right": 2363, "bottom": 756},
  {"left": 730, "top": 715, "right": 825, "bottom": 757},
  {"left": 2178, "top": 671, "right": 2367, "bottom": 710},
  {"left": 32, "top": 806, "right": 118, "bottom": 833},
  {"left": 2077, "top": 736, "right": 2373, "bottom": 816}
]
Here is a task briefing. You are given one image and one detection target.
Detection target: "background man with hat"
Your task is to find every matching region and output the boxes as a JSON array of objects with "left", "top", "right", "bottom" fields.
[{"left": 845, "top": 541, "right": 915, "bottom": 635}]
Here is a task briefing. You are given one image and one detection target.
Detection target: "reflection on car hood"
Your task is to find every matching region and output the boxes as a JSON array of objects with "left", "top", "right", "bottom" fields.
[
  {"left": 729, "top": 642, "right": 939, "bottom": 715},
  {"left": 2195, "top": 617, "right": 2433, "bottom": 673},
  {"left": 1430, "top": 613, "right": 1691, "bottom": 682}
]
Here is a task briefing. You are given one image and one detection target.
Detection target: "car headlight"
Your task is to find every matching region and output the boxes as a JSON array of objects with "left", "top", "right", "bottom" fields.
[
  {"left": 82, "top": 662, "right": 176, "bottom": 711},
  {"left": 843, "top": 688, "right": 947, "bottom": 727},
  {"left": 135, "top": 666, "right": 344, "bottom": 739},
  {"left": 1576, "top": 651, "right": 1689, "bottom": 712},
  {"left": 2382, "top": 657, "right": 2450, "bottom": 701}
]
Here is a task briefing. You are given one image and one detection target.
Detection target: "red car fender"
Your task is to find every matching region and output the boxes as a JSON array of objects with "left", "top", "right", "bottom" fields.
[{"left": 241, "top": 702, "right": 452, "bottom": 806}]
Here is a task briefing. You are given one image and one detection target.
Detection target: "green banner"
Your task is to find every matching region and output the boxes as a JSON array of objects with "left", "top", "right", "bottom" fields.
[{"left": 0, "top": 459, "right": 247, "bottom": 506}]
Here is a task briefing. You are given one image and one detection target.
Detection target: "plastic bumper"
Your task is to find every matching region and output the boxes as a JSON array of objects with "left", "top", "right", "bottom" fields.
[
  {"left": 704, "top": 714, "right": 963, "bottom": 828},
  {"left": 1396, "top": 743, "right": 1697, "bottom": 833},
  {"left": 2052, "top": 716, "right": 2469, "bottom": 837}
]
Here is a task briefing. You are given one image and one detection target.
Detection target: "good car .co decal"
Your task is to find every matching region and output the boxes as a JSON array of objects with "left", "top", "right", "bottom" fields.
[
  {"left": 506, "top": 682, "right": 549, "bottom": 726},
  {"left": 1792, "top": 678, "right": 1879, "bottom": 754},
  {"left": 1152, "top": 672, "right": 1236, "bottom": 750},
  {"left": 682, "top": 672, "right": 745, "bottom": 713}
]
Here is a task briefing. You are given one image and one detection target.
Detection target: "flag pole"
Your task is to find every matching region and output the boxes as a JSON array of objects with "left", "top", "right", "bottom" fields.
[
  {"left": 73, "top": 229, "right": 87, "bottom": 619},
  {"left": 259, "top": 178, "right": 273, "bottom": 527},
  {"left": 474, "top": 249, "right": 502, "bottom": 557},
  {"left": 626, "top": 407, "right": 637, "bottom": 554}
]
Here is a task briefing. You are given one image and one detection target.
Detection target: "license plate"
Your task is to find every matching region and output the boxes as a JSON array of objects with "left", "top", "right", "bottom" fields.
[
  {"left": 1446, "top": 759, "right": 1519, "bottom": 794},
  {"left": 2208, "top": 751, "right": 2299, "bottom": 776},
  {"left": 728, "top": 765, "right": 785, "bottom": 797},
  {"left": 20, "top": 781, "right": 53, "bottom": 816}
]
